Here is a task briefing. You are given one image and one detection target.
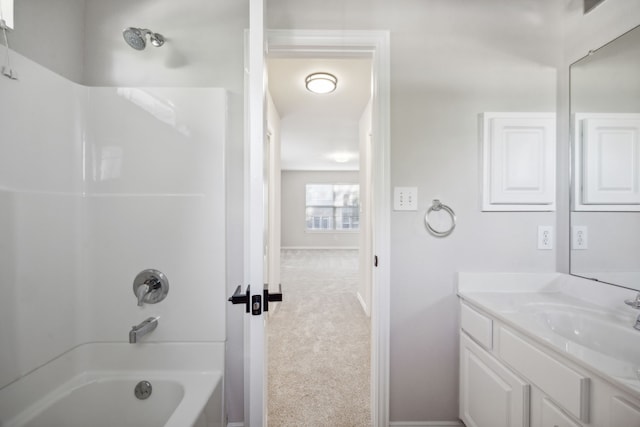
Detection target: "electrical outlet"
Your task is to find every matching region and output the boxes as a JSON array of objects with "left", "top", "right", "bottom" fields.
[
  {"left": 538, "top": 226, "right": 553, "bottom": 250},
  {"left": 393, "top": 187, "right": 418, "bottom": 211},
  {"left": 572, "top": 226, "right": 588, "bottom": 250}
]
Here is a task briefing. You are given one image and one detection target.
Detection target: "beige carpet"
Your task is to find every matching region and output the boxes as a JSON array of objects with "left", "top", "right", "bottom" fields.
[{"left": 267, "top": 249, "right": 371, "bottom": 427}]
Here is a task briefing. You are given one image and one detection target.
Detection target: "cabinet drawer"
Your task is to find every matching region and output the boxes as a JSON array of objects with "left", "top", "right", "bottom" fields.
[
  {"left": 461, "top": 302, "right": 493, "bottom": 350},
  {"left": 542, "top": 398, "right": 581, "bottom": 427},
  {"left": 498, "top": 327, "right": 590, "bottom": 422}
]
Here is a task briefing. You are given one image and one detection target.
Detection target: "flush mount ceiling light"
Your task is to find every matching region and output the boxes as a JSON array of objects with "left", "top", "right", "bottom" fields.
[
  {"left": 328, "top": 152, "right": 357, "bottom": 164},
  {"left": 305, "top": 72, "right": 337, "bottom": 94}
]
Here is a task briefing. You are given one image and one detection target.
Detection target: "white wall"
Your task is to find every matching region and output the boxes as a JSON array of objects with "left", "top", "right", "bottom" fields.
[
  {"left": 0, "top": 51, "right": 83, "bottom": 389},
  {"left": 562, "top": 0, "right": 640, "bottom": 64},
  {"left": 268, "top": 0, "right": 561, "bottom": 422},
  {"left": 571, "top": 211, "right": 640, "bottom": 283},
  {"left": 6, "top": 0, "right": 86, "bottom": 83},
  {"left": 281, "top": 170, "right": 360, "bottom": 249},
  {"left": 82, "top": 0, "right": 245, "bottom": 89}
]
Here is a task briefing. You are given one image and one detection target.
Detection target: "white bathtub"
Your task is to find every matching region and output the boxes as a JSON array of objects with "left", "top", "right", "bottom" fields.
[{"left": 0, "top": 343, "right": 224, "bottom": 427}]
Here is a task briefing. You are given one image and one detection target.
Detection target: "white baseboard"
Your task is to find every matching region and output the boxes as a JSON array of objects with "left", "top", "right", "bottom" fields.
[
  {"left": 226, "top": 422, "right": 244, "bottom": 427},
  {"left": 356, "top": 291, "right": 370, "bottom": 317},
  {"left": 390, "top": 422, "right": 464, "bottom": 427},
  {"left": 281, "top": 246, "right": 359, "bottom": 250}
]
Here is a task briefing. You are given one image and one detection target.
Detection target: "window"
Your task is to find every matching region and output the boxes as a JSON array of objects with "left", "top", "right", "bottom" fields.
[
  {"left": 305, "top": 184, "right": 359, "bottom": 231},
  {"left": 0, "top": 0, "right": 14, "bottom": 29}
]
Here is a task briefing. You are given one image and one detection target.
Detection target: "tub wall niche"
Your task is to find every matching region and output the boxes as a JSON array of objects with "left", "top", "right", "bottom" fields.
[{"left": 0, "top": 48, "right": 228, "bottom": 390}]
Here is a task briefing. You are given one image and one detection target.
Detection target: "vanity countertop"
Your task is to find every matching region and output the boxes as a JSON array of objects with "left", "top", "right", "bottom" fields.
[{"left": 457, "top": 272, "right": 640, "bottom": 399}]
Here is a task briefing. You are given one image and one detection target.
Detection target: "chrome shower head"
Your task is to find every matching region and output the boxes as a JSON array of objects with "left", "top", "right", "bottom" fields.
[{"left": 122, "top": 27, "right": 165, "bottom": 50}]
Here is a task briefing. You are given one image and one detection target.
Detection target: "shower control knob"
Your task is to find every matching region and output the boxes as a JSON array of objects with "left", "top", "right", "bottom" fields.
[{"left": 133, "top": 269, "right": 169, "bottom": 306}]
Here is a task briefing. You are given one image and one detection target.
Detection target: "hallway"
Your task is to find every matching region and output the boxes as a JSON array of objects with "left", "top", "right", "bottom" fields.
[{"left": 267, "top": 249, "right": 371, "bottom": 426}]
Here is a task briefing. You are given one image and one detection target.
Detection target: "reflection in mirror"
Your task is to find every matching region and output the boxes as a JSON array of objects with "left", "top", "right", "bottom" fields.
[{"left": 570, "top": 24, "right": 640, "bottom": 292}]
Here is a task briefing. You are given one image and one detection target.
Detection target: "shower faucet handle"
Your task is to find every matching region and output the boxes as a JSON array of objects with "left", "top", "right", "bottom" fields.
[{"left": 133, "top": 269, "right": 169, "bottom": 306}]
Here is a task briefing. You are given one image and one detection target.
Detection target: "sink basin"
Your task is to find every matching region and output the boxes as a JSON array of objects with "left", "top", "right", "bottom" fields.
[{"left": 531, "top": 308, "right": 640, "bottom": 382}]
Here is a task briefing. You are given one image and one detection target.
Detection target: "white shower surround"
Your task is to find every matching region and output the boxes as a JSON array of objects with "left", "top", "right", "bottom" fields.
[{"left": 0, "top": 49, "right": 227, "bottom": 391}]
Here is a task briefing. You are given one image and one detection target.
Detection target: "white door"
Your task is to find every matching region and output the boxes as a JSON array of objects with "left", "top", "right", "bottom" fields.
[{"left": 246, "top": 0, "right": 268, "bottom": 425}]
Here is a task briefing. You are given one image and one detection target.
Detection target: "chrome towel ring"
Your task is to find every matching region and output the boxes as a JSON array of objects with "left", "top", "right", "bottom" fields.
[{"left": 424, "top": 199, "right": 456, "bottom": 237}]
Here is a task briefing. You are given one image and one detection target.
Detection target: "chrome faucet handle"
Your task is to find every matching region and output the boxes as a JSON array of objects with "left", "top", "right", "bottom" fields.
[
  {"left": 133, "top": 269, "right": 169, "bottom": 307},
  {"left": 624, "top": 292, "right": 640, "bottom": 309},
  {"left": 135, "top": 283, "right": 150, "bottom": 306}
]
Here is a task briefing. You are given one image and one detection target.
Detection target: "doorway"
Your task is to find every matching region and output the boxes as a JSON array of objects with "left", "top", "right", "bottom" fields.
[
  {"left": 262, "top": 29, "right": 390, "bottom": 425},
  {"left": 266, "top": 55, "right": 372, "bottom": 425}
]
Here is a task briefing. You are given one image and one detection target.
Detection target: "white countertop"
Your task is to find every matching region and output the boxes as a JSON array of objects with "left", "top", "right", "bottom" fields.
[{"left": 457, "top": 273, "right": 640, "bottom": 399}]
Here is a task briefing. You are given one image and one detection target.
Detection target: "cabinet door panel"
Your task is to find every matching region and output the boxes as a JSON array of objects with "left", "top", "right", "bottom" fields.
[
  {"left": 460, "top": 333, "right": 530, "bottom": 427},
  {"left": 541, "top": 397, "right": 581, "bottom": 427},
  {"left": 611, "top": 397, "right": 640, "bottom": 427}
]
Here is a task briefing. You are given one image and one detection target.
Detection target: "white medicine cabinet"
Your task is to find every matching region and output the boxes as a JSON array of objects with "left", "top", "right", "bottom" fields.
[{"left": 480, "top": 112, "right": 557, "bottom": 212}]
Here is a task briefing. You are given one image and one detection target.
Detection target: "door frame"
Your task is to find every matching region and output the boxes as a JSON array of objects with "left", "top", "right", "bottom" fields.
[{"left": 267, "top": 29, "right": 391, "bottom": 426}]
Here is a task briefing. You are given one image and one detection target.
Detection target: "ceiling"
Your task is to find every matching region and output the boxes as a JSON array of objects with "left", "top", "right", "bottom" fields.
[{"left": 267, "top": 57, "right": 372, "bottom": 171}]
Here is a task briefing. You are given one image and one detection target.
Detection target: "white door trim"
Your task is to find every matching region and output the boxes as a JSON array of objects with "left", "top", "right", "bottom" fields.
[
  {"left": 267, "top": 29, "right": 391, "bottom": 426},
  {"left": 246, "top": 0, "right": 266, "bottom": 425}
]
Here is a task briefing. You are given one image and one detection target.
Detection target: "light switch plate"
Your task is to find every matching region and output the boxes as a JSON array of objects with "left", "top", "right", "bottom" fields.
[{"left": 394, "top": 187, "right": 418, "bottom": 211}]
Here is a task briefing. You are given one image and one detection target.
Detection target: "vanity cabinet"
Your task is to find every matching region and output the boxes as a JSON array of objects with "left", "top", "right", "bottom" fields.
[{"left": 459, "top": 300, "right": 640, "bottom": 427}]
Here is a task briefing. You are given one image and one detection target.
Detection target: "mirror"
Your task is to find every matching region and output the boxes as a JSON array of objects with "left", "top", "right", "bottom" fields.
[{"left": 570, "top": 24, "right": 640, "bottom": 291}]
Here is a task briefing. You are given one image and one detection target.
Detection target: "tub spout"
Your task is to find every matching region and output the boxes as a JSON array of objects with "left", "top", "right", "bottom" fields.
[{"left": 129, "top": 317, "right": 158, "bottom": 343}]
